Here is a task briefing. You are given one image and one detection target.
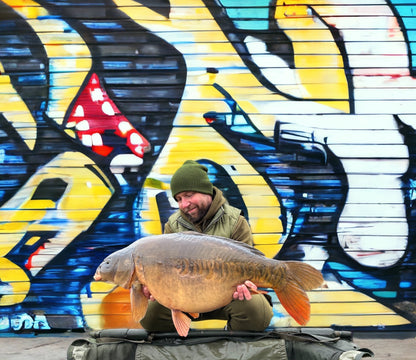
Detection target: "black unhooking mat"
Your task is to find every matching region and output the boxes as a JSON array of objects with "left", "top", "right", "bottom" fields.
[{"left": 67, "top": 328, "right": 374, "bottom": 360}]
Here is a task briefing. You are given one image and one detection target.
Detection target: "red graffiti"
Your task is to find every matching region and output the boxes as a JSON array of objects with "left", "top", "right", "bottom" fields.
[{"left": 66, "top": 73, "right": 150, "bottom": 158}]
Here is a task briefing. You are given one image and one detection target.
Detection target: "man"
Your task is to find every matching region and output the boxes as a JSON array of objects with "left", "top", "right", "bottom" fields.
[{"left": 140, "top": 160, "right": 274, "bottom": 332}]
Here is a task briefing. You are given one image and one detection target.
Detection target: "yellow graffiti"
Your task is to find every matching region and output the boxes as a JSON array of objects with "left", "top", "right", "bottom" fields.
[
  {"left": 78, "top": 0, "right": 411, "bottom": 332},
  {"left": 80, "top": 1, "right": 289, "bottom": 330},
  {"left": 2, "top": 0, "right": 92, "bottom": 127},
  {"left": 116, "top": 0, "right": 284, "bottom": 252},
  {"left": 82, "top": 284, "right": 140, "bottom": 330},
  {"left": 305, "top": 290, "right": 411, "bottom": 327},
  {"left": 0, "top": 0, "right": 404, "bottom": 331},
  {"left": 0, "top": 151, "right": 114, "bottom": 305},
  {"left": 0, "top": 257, "right": 30, "bottom": 306},
  {"left": 275, "top": 0, "right": 349, "bottom": 112},
  {"left": 0, "top": 62, "right": 37, "bottom": 150}
]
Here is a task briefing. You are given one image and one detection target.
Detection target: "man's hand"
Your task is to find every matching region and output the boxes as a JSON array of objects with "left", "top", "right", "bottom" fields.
[
  {"left": 233, "top": 280, "right": 257, "bottom": 301},
  {"left": 142, "top": 286, "right": 155, "bottom": 301}
]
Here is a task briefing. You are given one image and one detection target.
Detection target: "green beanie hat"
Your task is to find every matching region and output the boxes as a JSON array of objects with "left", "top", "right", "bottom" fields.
[{"left": 170, "top": 160, "right": 213, "bottom": 199}]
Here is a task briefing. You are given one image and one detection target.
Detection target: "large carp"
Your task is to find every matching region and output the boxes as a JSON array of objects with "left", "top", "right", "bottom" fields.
[{"left": 94, "top": 232, "right": 324, "bottom": 337}]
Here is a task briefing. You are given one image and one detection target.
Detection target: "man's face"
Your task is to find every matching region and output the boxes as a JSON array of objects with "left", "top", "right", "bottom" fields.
[{"left": 175, "top": 191, "right": 213, "bottom": 223}]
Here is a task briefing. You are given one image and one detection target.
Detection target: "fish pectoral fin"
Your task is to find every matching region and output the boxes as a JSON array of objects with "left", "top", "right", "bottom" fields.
[
  {"left": 188, "top": 312, "right": 199, "bottom": 319},
  {"left": 242, "top": 280, "right": 267, "bottom": 295},
  {"left": 249, "top": 288, "right": 268, "bottom": 295},
  {"left": 130, "top": 281, "right": 148, "bottom": 322},
  {"left": 171, "top": 309, "right": 192, "bottom": 337}
]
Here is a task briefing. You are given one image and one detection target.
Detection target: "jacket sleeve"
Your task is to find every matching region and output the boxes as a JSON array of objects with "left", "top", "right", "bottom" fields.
[
  {"left": 164, "top": 221, "right": 173, "bottom": 234},
  {"left": 231, "top": 215, "right": 254, "bottom": 246}
]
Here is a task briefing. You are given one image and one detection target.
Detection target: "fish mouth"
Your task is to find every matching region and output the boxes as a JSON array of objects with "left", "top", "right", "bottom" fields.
[{"left": 93, "top": 273, "right": 102, "bottom": 281}]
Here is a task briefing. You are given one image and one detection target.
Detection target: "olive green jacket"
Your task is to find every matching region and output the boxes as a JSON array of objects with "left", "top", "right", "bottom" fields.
[{"left": 164, "top": 186, "right": 253, "bottom": 245}]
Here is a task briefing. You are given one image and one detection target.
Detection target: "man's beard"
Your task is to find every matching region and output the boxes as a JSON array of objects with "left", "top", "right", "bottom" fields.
[{"left": 185, "top": 206, "right": 208, "bottom": 223}]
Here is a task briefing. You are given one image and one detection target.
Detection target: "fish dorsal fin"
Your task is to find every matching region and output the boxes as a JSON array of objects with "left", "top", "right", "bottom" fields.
[
  {"left": 171, "top": 309, "right": 192, "bottom": 337},
  {"left": 180, "top": 231, "right": 266, "bottom": 257},
  {"left": 130, "top": 280, "right": 148, "bottom": 322}
]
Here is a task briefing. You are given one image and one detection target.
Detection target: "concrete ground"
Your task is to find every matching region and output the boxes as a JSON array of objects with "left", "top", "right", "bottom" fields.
[
  {"left": 352, "top": 331, "right": 416, "bottom": 359},
  {"left": 1, "top": 330, "right": 415, "bottom": 359}
]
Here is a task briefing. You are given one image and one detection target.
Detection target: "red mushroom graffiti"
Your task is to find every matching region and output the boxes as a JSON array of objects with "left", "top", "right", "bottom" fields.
[{"left": 66, "top": 73, "right": 150, "bottom": 163}]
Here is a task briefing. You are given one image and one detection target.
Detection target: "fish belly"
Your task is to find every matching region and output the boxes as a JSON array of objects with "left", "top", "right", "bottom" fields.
[{"left": 143, "top": 265, "right": 241, "bottom": 313}]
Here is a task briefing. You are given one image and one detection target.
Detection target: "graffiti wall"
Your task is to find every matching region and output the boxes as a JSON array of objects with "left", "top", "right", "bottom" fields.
[{"left": 0, "top": 0, "right": 415, "bottom": 333}]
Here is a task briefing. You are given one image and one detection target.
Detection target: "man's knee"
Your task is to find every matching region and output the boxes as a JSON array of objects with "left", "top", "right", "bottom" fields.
[
  {"left": 246, "top": 297, "right": 273, "bottom": 329},
  {"left": 227, "top": 294, "right": 273, "bottom": 331},
  {"left": 140, "top": 301, "right": 175, "bottom": 332}
]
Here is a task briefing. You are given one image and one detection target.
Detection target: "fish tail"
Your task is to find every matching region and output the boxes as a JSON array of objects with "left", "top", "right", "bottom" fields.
[
  {"left": 285, "top": 261, "right": 324, "bottom": 291},
  {"left": 273, "top": 261, "right": 323, "bottom": 326}
]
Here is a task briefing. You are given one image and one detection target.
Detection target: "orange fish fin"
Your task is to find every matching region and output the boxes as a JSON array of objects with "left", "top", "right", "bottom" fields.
[
  {"left": 273, "top": 262, "right": 323, "bottom": 326},
  {"left": 130, "top": 281, "right": 148, "bottom": 322},
  {"left": 285, "top": 261, "right": 324, "bottom": 291},
  {"left": 171, "top": 309, "right": 192, "bottom": 337},
  {"left": 274, "top": 282, "right": 310, "bottom": 326},
  {"left": 188, "top": 312, "right": 199, "bottom": 319}
]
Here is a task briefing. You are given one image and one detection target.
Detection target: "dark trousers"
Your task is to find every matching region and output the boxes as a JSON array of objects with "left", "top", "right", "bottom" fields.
[{"left": 140, "top": 294, "right": 273, "bottom": 332}]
